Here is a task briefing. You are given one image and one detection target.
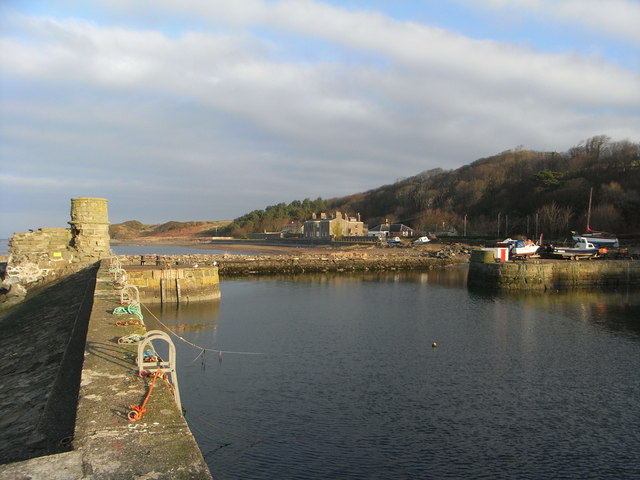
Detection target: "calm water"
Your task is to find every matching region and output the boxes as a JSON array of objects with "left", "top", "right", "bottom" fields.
[{"left": 144, "top": 267, "right": 640, "bottom": 480}]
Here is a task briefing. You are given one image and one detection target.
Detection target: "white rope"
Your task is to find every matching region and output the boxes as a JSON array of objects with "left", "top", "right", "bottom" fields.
[{"left": 140, "top": 302, "right": 265, "bottom": 356}]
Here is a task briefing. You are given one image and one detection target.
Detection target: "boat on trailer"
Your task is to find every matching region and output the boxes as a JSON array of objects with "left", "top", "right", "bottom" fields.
[
  {"left": 497, "top": 235, "right": 541, "bottom": 259},
  {"left": 571, "top": 188, "right": 619, "bottom": 248},
  {"left": 545, "top": 237, "right": 601, "bottom": 260}
]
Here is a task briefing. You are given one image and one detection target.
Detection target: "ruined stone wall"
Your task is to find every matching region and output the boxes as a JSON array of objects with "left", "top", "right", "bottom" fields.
[
  {"left": 2, "top": 198, "right": 111, "bottom": 296},
  {"left": 5, "top": 228, "right": 75, "bottom": 286}
]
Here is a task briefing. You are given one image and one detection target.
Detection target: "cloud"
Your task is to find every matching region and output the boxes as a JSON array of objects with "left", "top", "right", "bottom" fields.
[{"left": 459, "top": 0, "right": 640, "bottom": 46}]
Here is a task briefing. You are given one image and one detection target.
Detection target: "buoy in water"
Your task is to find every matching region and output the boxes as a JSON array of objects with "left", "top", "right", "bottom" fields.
[{"left": 432, "top": 342, "right": 438, "bottom": 348}]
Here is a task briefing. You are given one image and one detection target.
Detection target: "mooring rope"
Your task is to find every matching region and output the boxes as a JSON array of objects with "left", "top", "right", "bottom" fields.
[{"left": 140, "top": 302, "right": 265, "bottom": 357}]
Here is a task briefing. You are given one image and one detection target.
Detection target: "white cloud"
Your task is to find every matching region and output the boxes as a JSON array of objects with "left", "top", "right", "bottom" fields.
[{"left": 460, "top": 0, "right": 640, "bottom": 45}]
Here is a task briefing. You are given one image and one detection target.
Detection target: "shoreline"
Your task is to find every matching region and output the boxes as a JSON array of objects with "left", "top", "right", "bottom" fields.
[
  {"left": 109, "top": 237, "right": 455, "bottom": 257},
  {"left": 111, "top": 238, "right": 473, "bottom": 277}
]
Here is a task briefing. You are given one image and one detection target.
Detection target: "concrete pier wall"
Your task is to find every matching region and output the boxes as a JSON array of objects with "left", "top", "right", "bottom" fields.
[{"left": 468, "top": 257, "right": 640, "bottom": 290}]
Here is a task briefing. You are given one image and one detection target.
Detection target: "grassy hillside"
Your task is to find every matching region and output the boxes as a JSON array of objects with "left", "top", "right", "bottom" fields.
[{"left": 109, "top": 220, "right": 231, "bottom": 240}]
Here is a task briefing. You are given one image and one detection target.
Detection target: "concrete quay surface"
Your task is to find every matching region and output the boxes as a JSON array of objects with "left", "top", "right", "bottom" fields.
[{"left": 0, "top": 261, "right": 212, "bottom": 479}]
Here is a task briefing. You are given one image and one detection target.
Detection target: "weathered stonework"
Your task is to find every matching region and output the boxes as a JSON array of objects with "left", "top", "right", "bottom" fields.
[
  {"left": 69, "top": 197, "right": 110, "bottom": 261},
  {"left": 3, "top": 198, "right": 111, "bottom": 291},
  {"left": 468, "top": 253, "right": 640, "bottom": 290},
  {"left": 124, "top": 266, "right": 221, "bottom": 303}
]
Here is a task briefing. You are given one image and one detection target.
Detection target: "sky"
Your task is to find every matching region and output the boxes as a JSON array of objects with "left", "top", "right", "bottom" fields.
[{"left": 1, "top": 0, "right": 639, "bottom": 238}]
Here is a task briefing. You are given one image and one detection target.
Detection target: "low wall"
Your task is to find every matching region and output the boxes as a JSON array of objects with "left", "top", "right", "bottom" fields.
[{"left": 468, "top": 256, "right": 640, "bottom": 290}]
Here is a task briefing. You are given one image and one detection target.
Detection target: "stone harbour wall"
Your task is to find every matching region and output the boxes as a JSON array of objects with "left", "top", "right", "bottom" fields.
[{"left": 468, "top": 256, "right": 640, "bottom": 290}]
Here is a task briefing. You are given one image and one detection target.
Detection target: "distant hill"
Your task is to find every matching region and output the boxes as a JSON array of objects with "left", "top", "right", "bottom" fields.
[
  {"left": 325, "top": 136, "right": 640, "bottom": 238},
  {"left": 109, "top": 220, "right": 231, "bottom": 240}
]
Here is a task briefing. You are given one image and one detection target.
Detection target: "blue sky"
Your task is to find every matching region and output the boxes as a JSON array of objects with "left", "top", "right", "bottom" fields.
[{"left": 1, "top": 0, "right": 639, "bottom": 238}]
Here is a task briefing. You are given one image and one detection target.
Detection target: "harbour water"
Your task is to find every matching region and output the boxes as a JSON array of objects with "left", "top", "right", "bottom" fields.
[{"left": 144, "top": 267, "right": 640, "bottom": 480}]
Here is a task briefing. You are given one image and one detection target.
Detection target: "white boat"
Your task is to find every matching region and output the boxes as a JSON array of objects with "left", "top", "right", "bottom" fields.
[
  {"left": 548, "top": 237, "right": 600, "bottom": 260},
  {"left": 413, "top": 236, "right": 431, "bottom": 245},
  {"left": 571, "top": 188, "right": 619, "bottom": 248},
  {"left": 497, "top": 237, "right": 540, "bottom": 258},
  {"left": 571, "top": 230, "right": 619, "bottom": 248}
]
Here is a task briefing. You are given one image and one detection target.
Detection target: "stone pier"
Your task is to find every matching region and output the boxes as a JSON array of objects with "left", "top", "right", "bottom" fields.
[
  {"left": 468, "top": 251, "right": 640, "bottom": 290},
  {"left": 0, "top": 260, "right": 213, "bottom": 479}
]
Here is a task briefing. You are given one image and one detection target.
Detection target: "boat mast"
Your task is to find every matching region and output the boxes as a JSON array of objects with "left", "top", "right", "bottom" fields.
[{"left": 586, "top": 187, "right": 593, "bottom": 231}]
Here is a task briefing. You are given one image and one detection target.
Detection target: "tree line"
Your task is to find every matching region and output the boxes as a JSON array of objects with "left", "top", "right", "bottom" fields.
[
  {"left": 226, "top": 136, "right": 640, "bottom": 240},
  {"left": 226, "top": 197, "right": 327, "bottom": 237}
]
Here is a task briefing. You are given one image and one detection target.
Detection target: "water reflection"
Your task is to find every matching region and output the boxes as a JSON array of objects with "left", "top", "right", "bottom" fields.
[
  {"left": 468, "top": 286, "right": 640, "bottom": 337},
  {"left": 245, "top": 264, "right": 470, "bottom": 289},
  {"left": 145, "top": 300, "right": 221, "bottom": 335}
]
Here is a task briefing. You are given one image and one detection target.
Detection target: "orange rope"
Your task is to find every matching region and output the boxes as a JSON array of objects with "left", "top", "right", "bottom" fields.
[{"left": 128, "top": 370, "right": 165, "bottom": 422}]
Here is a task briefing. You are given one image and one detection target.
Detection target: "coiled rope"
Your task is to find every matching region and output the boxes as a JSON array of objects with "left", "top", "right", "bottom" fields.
[{"left": 113, "top": 302, "right": 144, "bottom": 322}]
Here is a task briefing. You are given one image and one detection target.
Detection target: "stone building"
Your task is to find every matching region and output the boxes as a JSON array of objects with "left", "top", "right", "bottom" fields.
[
  {"left": 303, "top": 211, "right": 366, "bottom": 239},
  {"left": 3, "top": 197, "right": 111, "bottom": 293}
]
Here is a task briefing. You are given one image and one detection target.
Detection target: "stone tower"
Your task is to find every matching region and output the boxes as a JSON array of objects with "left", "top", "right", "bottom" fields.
[{"left": 69, "top": 197, "right": 111, "bottom": 261}]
